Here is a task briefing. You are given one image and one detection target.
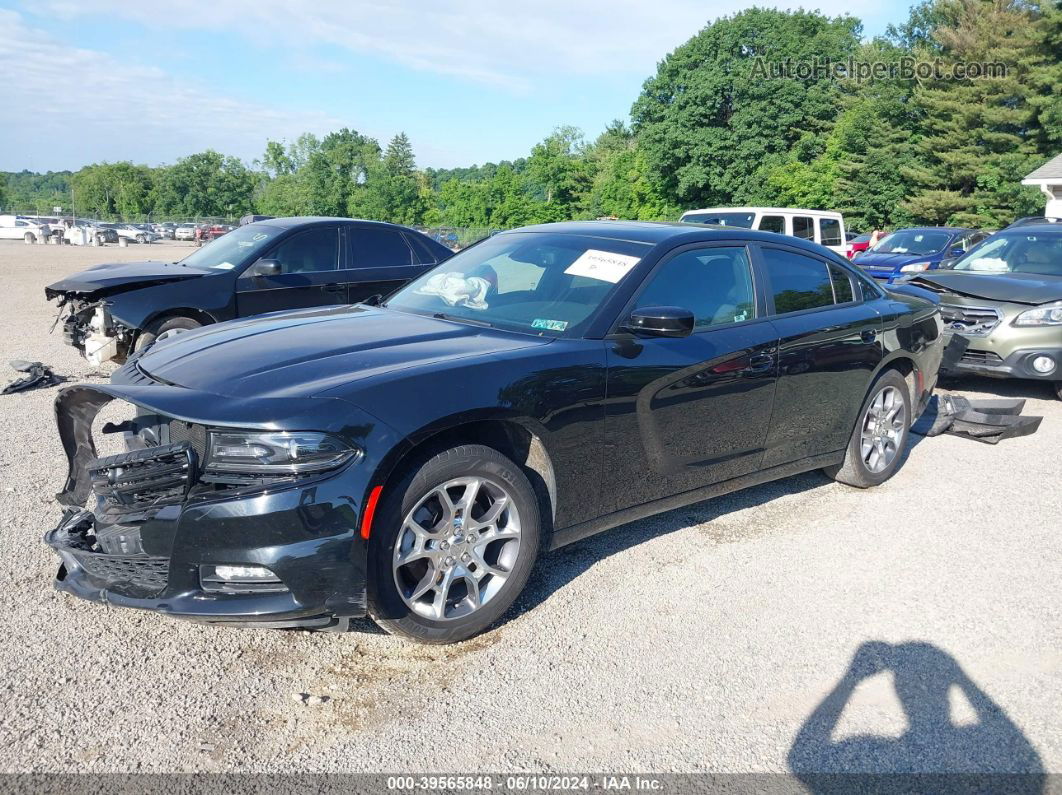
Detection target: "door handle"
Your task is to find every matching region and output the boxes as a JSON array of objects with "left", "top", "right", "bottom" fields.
[
  {"left": 323, "top": 284, "right": 345, "bottom": 293},
  {"left": 747, "top": 353, "right": 774, "bottom": 373},
  {"left": 861, "top": 329, "right": 878, "bottom": 343}
]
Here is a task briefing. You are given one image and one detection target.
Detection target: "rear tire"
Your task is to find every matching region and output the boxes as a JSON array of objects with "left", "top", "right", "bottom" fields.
[
  {"left": 134, "top": 316, "right": 202, "bottom": 353},
  {"left": 824, "top": 369, "right": 911, "bottom": 488},
  {"left": 367, "top": 444, "right": 541, "bottom": 644}
]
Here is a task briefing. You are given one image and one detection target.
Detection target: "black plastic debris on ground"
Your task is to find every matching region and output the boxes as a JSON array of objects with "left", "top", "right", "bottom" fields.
[
  {"left": 912, "top": 394, "right": 1043, "bottom": 444},
  {"left": 2, "top": 360, "right": 66, "bottom": 395}
]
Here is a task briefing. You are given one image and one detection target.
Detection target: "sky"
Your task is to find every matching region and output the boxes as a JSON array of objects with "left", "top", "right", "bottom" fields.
[{"left": 0, "top": 0, "right": 913, "bottom": 174}]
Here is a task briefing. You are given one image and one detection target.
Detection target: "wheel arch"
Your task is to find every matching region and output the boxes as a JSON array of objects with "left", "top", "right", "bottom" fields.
[
  {"left": 874, "top": 353, "right": 920, "bottom": 407},
  {"left": 133, "top": 307, "right": 218, "bottom": 341},
  {"left": 367, "top": 414, "right": 558, "bottom": 538}
]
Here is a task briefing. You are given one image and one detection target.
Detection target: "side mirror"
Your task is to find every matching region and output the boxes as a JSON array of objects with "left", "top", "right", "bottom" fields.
[
  {"left": 250, "top": 258, "right": 281, "bottom": 277},
  {"left": 950, "top": 247, "right": 965, "bottom": 257},
  {"left": 626, "top": 306, "right": 695, "bottom": 338}
]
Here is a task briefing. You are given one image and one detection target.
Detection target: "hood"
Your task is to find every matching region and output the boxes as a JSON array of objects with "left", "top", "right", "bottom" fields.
[
  {"left": 136, "top": 304, "right": 551, "bottom": 400},
  {"left": 914, "top": 271, "right": 1062, "bottom": 305},
  {"left": 44, "top": 261, "right": 206, "bottom": 299},
  {"left": 857, "top": 251, "right": 941, "bottom": 268}
]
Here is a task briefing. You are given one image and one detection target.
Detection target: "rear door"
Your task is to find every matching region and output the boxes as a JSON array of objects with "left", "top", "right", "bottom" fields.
[
  {"left": 235, "top": 224, "right": 344, "bottom": 315},
  {"left": 346, "top": 226, "right": 431, "bottom": 303},
  {"left": 754, "top": 244, "right": 883, "bottom": 467},
  {"left": 818, "top": 216, "right": 846, "bottom": 255}
]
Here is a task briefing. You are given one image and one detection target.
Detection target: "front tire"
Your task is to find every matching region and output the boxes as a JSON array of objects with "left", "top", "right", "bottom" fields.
[
  {"left": 367, "top": 444, "right": 541, "bottom": 644},
  {"left": 1054, "top": 382, "right": 1062, "bottom": 401},
  {"left": 824, "top": 369, "right": 911, "bottom": 488},
  {"left": 134, "top": 316, "right": 202, "bottom": 353},
  {"left": 23, "top": 232, "right": 35, "bottom": 244}
]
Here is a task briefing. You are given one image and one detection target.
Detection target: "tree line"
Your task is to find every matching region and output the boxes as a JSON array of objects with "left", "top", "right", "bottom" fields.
[{"left": 2, "top": 0, "right": 1059, "bottom": 231}]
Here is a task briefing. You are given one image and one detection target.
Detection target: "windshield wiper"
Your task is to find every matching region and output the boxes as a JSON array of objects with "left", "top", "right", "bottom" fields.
[{"left": 432, "top": 312, "right": 494, "bottom": 328}]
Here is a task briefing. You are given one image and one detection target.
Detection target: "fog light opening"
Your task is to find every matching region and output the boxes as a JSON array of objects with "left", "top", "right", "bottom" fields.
[
  {"left": 200, "top": 564, "right": 288, "bottom": 594},
  {"left": 1031, "top": 355, "right": 1056, "bottom": 375}
]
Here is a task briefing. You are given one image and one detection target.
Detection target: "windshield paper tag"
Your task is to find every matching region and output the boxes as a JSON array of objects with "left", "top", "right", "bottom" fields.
[
  {"left": 564, "top": 249, "right": 640, "bottom": 283},
  {"left": 532, "top": 318, "right": 568, "bottom": 331}
]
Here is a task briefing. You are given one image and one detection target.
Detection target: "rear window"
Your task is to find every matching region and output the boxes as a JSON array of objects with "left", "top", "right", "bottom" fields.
[
  {"left": 759, "top": 215, "right": 785, "bottom": 234},
  {"left": 404, "top": 232, "right": 442, "bottom": 265},
  {"left": 683, "top": 211, "right": 756, "bottom": 228},
  {"left": 793, "top": 217, "right": 815, "bottom": 241},
  {"left": 819, "top": 218, "right": 843, "bottom": 247},
  {"left": 761, "top": 247, "right": 835, "bottom": 314}
]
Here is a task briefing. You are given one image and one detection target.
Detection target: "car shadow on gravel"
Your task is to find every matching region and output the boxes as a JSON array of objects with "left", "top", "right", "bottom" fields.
[
  {"left": 788, "top": 641, "right": 1045, "bottom": 793},
  {"left": 509, "top": 470, "right": 830, "bottom": 620}
]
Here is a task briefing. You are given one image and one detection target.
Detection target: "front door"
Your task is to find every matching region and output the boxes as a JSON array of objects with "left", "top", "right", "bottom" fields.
[
  {"left": 603, "top": 244, "right": 779, "bottom": 513},
  {"left": 235, "top": 225, "right": 344, "bottom": 316},
  {"left": 754, "top": 244, "right": 883, "bottom": 467}
]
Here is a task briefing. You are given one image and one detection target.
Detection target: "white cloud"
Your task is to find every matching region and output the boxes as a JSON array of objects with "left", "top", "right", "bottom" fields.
[
  {"left": 0, "top": 9, "right": 342, "bottom": 171},
  {"left": 30, "top": 0, "right": 884, "bottom": 89}
]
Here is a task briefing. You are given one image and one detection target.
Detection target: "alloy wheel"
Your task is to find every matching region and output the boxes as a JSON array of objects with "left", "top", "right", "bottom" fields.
[
  {"left": 393, "top": 476, "right": 521, "bottom": 621},
  {"left": 860, "top": 385, "right": 906, "bottom": 473}
]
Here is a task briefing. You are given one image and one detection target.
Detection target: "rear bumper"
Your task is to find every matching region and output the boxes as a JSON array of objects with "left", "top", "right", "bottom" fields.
[{"left": 943, "top": 337, "right": 1062, "bottom": 382}]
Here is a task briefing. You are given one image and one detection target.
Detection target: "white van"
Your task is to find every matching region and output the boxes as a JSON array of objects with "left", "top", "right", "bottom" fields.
[{"left": 679, "top": 207, "right": 847, "bottom": 256}]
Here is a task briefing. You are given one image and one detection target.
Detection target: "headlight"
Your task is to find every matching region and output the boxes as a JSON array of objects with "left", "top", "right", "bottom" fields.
[
  {"left": 899, "top": 262, "right": 931, "bottom": 273},
  {"left": 204, "top": 431, "right": 360, "bottom": 475},
  {"left": 1014, "top": 303, "right": 1062, "bottom": 327}
]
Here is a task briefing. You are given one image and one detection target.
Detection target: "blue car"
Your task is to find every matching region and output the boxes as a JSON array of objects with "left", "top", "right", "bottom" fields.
[{"left": 854, "top": 227, "right": 989, "bottom": 283}]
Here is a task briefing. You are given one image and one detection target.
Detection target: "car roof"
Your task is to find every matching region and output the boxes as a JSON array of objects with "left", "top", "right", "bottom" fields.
[
  {"left": 251, "top": 216, "right": 419, "bottom": 231},
  {"left": 681, "top": 206, "right": 842, "bottom": 217},
  {"left": 503, "top": 219, "right": 837, "bottom": 251},
  {"left": 896, "top": 226, "right": 976, "bottom": 232},
  {"left": 994, "top": 224, "right": 1062, "bottom": 237}
]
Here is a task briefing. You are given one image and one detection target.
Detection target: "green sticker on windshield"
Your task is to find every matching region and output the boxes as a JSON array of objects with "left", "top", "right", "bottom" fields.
[{"left": 531, "top": 318, "right": 568, "bottom": 331}]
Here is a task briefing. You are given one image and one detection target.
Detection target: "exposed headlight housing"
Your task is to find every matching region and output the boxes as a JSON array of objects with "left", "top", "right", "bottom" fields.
[
  {"left": 1014, "top": 302, "right": 1062, "bottom": 327},
  {"left": 899, "top": 262, "right": 931, "bottom": 273},
  {"left": 204, "top": 431, "right": 360, "bottom": 475}
]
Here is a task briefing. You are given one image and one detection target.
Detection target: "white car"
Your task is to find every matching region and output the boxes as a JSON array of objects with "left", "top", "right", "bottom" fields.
[
  {"left": 113, "top": 224, "right": 158, "bottom": 244},
  {"left": 174, "top": 223, "right": 198, "bottom": 241},
  {"left": 0, "top": 215, "right": 51, "bottom": 244},
  {"left": 680, "top": 206, "right": 848, "bottom": 256}
]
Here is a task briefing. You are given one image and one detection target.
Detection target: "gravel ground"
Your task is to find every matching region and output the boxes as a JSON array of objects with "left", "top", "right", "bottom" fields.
[{"left": 0, "top": 240, "right": 1059, "bottom": 775}]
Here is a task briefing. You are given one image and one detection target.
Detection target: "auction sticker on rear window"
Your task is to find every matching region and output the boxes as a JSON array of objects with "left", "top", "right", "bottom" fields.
[
  {"left": 531, "top": 318, "right": 568, "bottom": 331},
  {"left": 564, "top": 249, "right": 641, "bottom": 283}
]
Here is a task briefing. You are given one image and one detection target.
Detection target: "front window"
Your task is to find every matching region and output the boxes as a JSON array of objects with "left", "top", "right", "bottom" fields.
[
  {"left": 872, "top": 230, "right": 950, "bottom": 255},
  {"left": 385, "top": 232, "right": 651, "bottom": 337},
  {"left": 682, "top": 211, "right": 756, "bottom": 228},
  {"left": 178, "top": 224, "right": 282, "bottom": 271},
  {"left": 950, "top": 234, "right": 1062, "bottom": 276}
]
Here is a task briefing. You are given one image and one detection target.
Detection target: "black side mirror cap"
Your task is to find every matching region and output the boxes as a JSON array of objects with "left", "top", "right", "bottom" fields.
[
  {"left": 251, "top": 258, "right": 282, "bottom": 277},
  {"left": 626, "top": 306, "right": 695, "bottom": 338}
]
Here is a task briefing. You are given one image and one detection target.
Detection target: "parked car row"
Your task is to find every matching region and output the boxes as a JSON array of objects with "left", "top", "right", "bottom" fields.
[{"left": 44, "top": 217, "right": 945, "bottom": 643}]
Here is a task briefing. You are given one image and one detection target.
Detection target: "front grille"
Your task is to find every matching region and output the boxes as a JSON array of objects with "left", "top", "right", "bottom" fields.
[
  {"left": 167, "top": 420, "right": 208, "bottom": 462},
  {"left": 89, "top": 442, "right": 194, "bottom": 512},
  {"left": 960, "top": 349, "right": 1005, "bottom": 367},
  {"left": 70, "top": 551, "right": 169, "bottom": 595},
  {"left": 940, "top": 304, "right": 1002, "bottom": 337}
]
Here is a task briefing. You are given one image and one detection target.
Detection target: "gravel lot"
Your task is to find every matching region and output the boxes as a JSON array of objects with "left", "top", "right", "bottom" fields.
[{"left": 0, "top": 240, "right": 1059, "bottom": 775}]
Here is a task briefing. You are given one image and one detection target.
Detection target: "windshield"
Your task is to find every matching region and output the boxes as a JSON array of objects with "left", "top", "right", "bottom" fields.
[
  {"left": 872, "top": 230, "right": 952, "bottom": 255},
  {"left": 385, "top": 232, "right": 651, "bottom": 337},
  {"left": 178, "top": 224, "right": 281, "bottom": 270},
  {"left": 682, "top": 211, "right": 756, "bottom": 228},
  {"left": 950, "top": 233, "right": 1062, "bottom": 276}
]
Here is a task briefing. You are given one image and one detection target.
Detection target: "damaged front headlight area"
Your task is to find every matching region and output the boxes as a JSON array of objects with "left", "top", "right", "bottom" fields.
[
  {"left": 204, "top": 431, "right": 361, "bottom": 477},
  {"left": 57, "top": 301, "right": 135, "bottom": 365}
]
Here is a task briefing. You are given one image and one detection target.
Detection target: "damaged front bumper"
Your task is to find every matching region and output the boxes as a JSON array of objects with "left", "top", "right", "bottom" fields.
[
  {"left": 57, "top": 302, "right": 133, "bottom": 365},
  {"left": 44, "top": 378, "right": 389, "bottom": 629}
]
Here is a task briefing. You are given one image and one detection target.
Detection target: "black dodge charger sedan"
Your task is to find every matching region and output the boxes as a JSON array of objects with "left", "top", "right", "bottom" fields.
[
  {"left": 44, "top": 217, "right": 453, "bottom": 365},
  {"left": 46, "top": 222, "right": 944, "bottom": 643}
]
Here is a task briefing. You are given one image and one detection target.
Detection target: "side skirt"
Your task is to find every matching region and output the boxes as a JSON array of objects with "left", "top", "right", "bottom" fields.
[{"left": 549, "top": 451, "right": 844, "bottom": 550}]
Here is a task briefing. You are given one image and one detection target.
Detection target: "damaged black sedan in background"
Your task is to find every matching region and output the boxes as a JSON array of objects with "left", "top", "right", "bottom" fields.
[
  {"left": 46, "top": 221, "right": 944, "bottom": 644},
  {"left": 44, "top": 217, "right": 452, "bottom": 365}
]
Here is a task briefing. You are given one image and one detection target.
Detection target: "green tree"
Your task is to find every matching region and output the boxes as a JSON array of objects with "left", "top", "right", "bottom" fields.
[
  {"left": 71, "top": 162, "right": 154, "bottom": 219},
  {"left": 152, "top": 151, "right": 256, "bottom": 219},
  {"left": 902, "top": 0, "right": 1056, "bottom": 226},
  {"left": 632, "top": 8, "right": 862, "bottom": 208},
  {"left": 525, "top": 126, "right": 591, "bottom": 221}
]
